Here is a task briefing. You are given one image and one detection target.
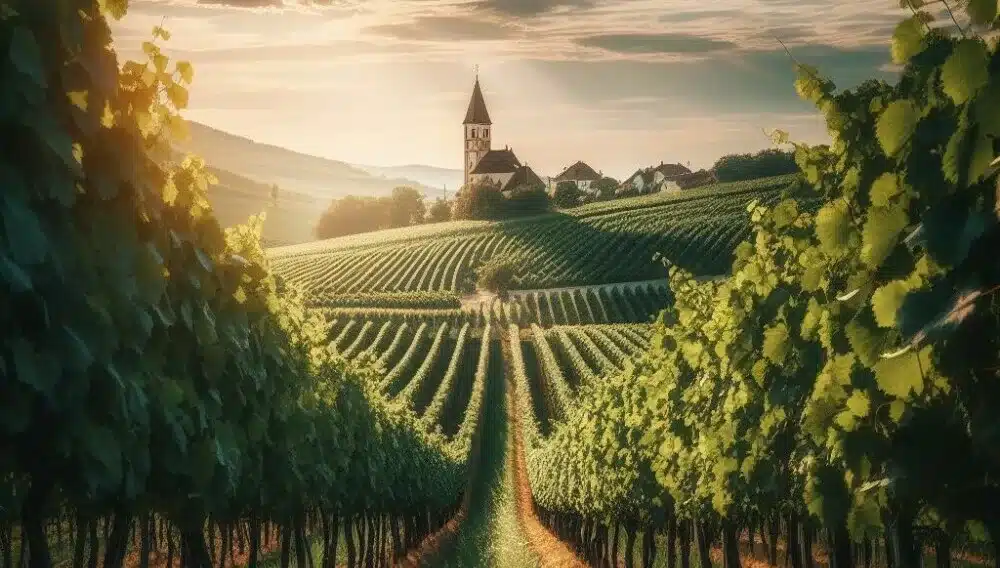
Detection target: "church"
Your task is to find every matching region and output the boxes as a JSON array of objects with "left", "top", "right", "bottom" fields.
[{"left": 462, "top": 75, "right": 544, "bottom": 195}]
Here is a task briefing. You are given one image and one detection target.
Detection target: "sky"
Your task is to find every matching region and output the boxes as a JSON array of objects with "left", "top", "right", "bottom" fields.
[{"left": 111, "top": 0, "right": 917, "bottom": 179}]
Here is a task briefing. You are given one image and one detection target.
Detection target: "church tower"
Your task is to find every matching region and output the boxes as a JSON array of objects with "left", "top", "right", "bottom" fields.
[{"left": 463, "top": 72, "right": 492, "bottom": 187}]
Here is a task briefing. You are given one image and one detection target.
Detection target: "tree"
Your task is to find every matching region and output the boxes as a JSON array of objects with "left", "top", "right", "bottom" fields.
[
  {"left": 711, "top": 148, "right": 798, "bottom": 182},
  {"left": 593, "top": 177, "right": 619, "bottom": 201},
  {"left": 314, "top": 195, "right": 391, "bottom": 239},
  {"left": 387, "top": 186, "right": 426, "bottom": 227},
  {"left": 315, "top": 186, "right": 431, "bottom": 238},
  {"left": 453, "top": 180, "right": 505, "bottom": 220},
  {"left": 475, "top": 254, "right": 521, "bottom": 298},
  {"left": 552, "top": 180, "right": 584, "bottom": 208},
  {"left": 427, "top": 198, "right": 451, "bottom": 223},
  {"left": 505, "top": 183, "right": 551, "bottom": 216}
]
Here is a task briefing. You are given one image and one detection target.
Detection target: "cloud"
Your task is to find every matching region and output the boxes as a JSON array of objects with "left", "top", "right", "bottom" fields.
[
  {"left": 197, "top": 0, "right": 281, "bottom": 7},
  {"left": 366, "top": 15, "right": 521, "bottom": 41},
  {"left": 473, "top": 0, "right": 594, "bottom": 17},
  {"left": 575, "top": 33, "right": 737, "bottom": 55},
  {"left": 194, "top": 0, "right": 362, "bottom": 8},
  {"left": 658, "top": 9, "right": 744, "bottom": 23}
]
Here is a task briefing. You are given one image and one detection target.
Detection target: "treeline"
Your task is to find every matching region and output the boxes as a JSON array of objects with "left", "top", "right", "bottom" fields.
[
  {"left": 313, "top": 153, "right": 799, "bottom": 238},
  {"left": 711, "top": 148, "right": 799, "bottom": 182},
  {"left": 314, "top": 186, "right": 451, "bottom": 239}
]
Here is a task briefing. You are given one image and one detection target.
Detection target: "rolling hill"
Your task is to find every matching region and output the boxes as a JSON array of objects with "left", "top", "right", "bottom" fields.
[
  {"left": 266, "top": 174, "right": 800, "bottom": 302},
  {"left": 177, "top": 121, "right": 450, "bottom": 245}
]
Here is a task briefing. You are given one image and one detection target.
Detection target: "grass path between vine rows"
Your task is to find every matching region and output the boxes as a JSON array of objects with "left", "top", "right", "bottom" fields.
[
  {"left": 418, "top": 337, "right": 540, "bottom": 568},
  {"left": 501, "top": 330, "right": 589, "bottom": 568}
]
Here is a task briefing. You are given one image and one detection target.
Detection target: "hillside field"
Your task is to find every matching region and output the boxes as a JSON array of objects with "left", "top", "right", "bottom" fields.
[{"left": 266, "top": 174, "right": 799, "bottom": 302}]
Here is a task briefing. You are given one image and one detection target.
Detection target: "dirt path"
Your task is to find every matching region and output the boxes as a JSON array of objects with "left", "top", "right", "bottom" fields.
[
  {"left": 501, "top": 328, "right": 589, "bottom": 568},
  {"left": 393, "top": 506, "right": 468, "bottom": 568}
]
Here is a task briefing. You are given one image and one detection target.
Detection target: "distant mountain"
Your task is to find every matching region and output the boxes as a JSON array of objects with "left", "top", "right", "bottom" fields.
[
  {"left": 174, "top": 121, "right": 452, "bottom": 245},
  {"left": 176, "top": 121, "right": 442, "bottom": 200},
  {"left": 202, "top": 165, "right": 325, "bottom": 247},
  {"left": 351, "top": 164, "right": 463, "bottom": 195}
]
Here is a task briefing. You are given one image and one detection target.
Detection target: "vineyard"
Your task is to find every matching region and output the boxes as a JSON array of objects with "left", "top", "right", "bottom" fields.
[
  {"left": 4, "top": 1, "right": 1000, "bottom": 568},
  {"left": 265, "top": 174, "right": 797, "bottom": 299}
]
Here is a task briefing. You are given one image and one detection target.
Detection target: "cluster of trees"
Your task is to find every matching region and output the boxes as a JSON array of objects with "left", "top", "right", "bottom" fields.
[
  {"left": 453, "top": 180, "right": 552, "bottom": 220},
  {"left": 552, "top": 178, "right": 619, "bottom": 208},
  {"left": 711, "top": 148, "right": 799, "bottom": 182},
  {"left": 314, "top": 186, "right": 452, "bottom": 240}
]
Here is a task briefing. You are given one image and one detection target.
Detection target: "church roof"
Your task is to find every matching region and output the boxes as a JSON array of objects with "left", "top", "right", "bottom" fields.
[
  {"left": 471, "top": 148, "right": 520, "bottom": 174},
  {"left": 463, "top": 77, "right": 492, "bottom": 125},
  {"left": 554, "top": 161, "right": 601, "bottom": 182},
  {"left": 503, "top": 165, "right": 545, "bottom": 192}
]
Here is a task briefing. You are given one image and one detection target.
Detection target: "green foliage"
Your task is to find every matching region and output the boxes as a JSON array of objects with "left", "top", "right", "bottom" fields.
[
  {"left": 476, "top": 254, "right": 522, "bottom": 295},
  {"left": 314, "top": 185, "right": 427, "bottom": 239},
  {"left": 0, "top": 4, "right": 475, "bottom": 551},
  {"left": 427, "top": 197, "right": 452, "bottom": 223},
  {"left": 514, "top": 2, "right": 1000, "bottom": 558},
  {"left": 552, "top": 180, "right": 584, "bottom": 208},
  {"left": 271, "top": 175, "right": 795, "bottom": 297},
  {"left": 453, "top": 179, "right": 507, "bottom": 220},
  {"left": 592, "top": 177, "right": 619, "bottom": 200},
  {"left": 712, "top": 148, "right": 800, "bottom": 182}
]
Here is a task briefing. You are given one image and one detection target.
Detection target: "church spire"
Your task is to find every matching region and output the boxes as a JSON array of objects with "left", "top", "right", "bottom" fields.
[{"left": 463, "top": 71, "right": 492, "bottom": 125}]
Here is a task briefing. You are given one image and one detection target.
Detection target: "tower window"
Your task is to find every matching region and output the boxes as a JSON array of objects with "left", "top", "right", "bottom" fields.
[
  {"left": 471, "top": 128, "right": 477, "bottom": 138},
  {"left": 484, "top": 129, "right": 489, "bottom": 137}
]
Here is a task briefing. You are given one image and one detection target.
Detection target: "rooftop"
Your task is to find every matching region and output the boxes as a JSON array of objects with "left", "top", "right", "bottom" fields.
[{"left": 463, "top": 77, "right": 492, "bottom": 125}]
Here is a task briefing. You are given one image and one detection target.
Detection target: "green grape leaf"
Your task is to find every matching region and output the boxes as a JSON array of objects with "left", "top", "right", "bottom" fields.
[
  {"left": 167, "top": 83, "right": 189, "bottom": 109},
  {"left": 11, "top": 338, "right": 55, "bottom": 393},
  {"left": 176, "top": 61, "right": 194, "bottom": 84},
  {"left": 59, "top": 325, "right": 94, "bottom": 373},
  {"left": 921, "top": 195, "right": 991, "bottom": 267},
  {"left": 861, "top": 206, "right": 907, "bottom": 268},
  {"left": 801, "top": 263, "right": 825, "bottom": 292},
  {"left": 889, "top": 400, "right": 906, "bottom": 422},
  {"left": 815, "top": 200, "right": 851, "bottom": 254},
  {"left": 794, "top": 64, "right": 832, "bottom": 104},
  {"left": 846, "top": 390, "right": 871, "bottom": 418},
  {"left": 800, "top": 298, "right": 823, "bottom": 340},
  {"left": 975, "top": 81, "right": 1000, "bottom": 137},
  {"left": 835, "top": 410, "right": 857, "bottom": 431},
  {"left": 869, "top": 172, "right": 901, "bottom": 207},
  {"left": 890, "top": 13, "right": 931, "bottom": 64},
  {"left": 876, "top": 100, "right": 919, "bottom": 157},
  {"left": 99, "top": 0, "right": 128, "bottom": 19},
  {"left": 966, "top": 0, "right": 998, "bottom": 25},
  {"left": 967, "top": 130, "right": 994, "bottom": 184},
  {"left": 9, "top": 27, "right": 46, "bottom": 87},
  {"left": 943, "top": 123, "right": 967, "bottom": 185},
  {"left": 941, "top": 39, "right": 990, "bottom": 105},
  {"left": 874, "top": 346, "right": 930, "bottom": 398},
  {"left": 152, "top": 25, "right": 171, "bottom": 41},
  {"left": 762, "top": 323, "right": 790, "bottom": 365},
  {"left": 0, "top": 254, "right": 31, "bottom": 292},
  {"left": 1, "top": 194, "right": 47, "bottom": 266},
  {"left": 872, "top": 280, "right": 912, "bottom": 328},
  {"left": 846, "top": 308, "right": 888, "bottom": 368},
  {"left": 82, "top": 424, "right": 122, "bottom": 481}
]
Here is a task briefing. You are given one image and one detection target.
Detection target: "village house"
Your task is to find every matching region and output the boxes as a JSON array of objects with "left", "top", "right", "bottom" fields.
[
  {"left": 549, "top": 161, "right": 602, "bottom": 195},
  {"left": 619, "top": 162, "right": 716, "bottom": 195}
]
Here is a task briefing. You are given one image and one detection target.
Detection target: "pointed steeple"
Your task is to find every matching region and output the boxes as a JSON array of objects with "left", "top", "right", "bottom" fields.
[{"left": 463, "top": 75, "right": 492, "bottom": 125}]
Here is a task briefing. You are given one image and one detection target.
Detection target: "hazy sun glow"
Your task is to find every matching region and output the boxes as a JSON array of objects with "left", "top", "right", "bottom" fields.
[{"left": 113, "top": 0, "right": 912, "bottom": 179}]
